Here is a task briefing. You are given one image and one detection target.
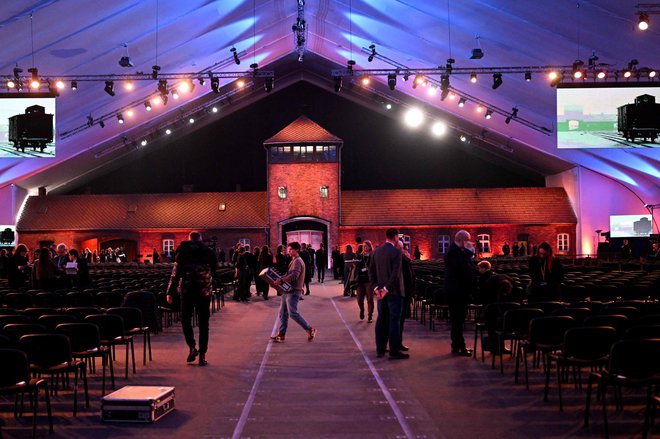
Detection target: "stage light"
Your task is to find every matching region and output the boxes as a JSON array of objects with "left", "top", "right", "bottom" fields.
[
  {"left": 189, "top": 117, "right": 195, "bottom": 124},
  {"left": 179, "top": 80, "right": 192, "bottom": 93},
  {"left": 55, "top": 80, "right": 65, "bottom": 90},
  {"left": 361, "top": 76, "right": 370, "bottom": 86},
  {"left": 7, "top": 80, "right": 16, "bottom": 89},
  {"left": 231, "top": 47, "right": 240, "bottom": 65},
  {"left": 157, "top": 79, "right": 168, "bottom": 95},
  {"left": 431, "top": 121, "right": 447, "bottom": 137},
  {"left": 367, "top": 44, "right": 376, "bottom": 62},
  {"left": 210, "top": 76, "right": 220, "bottom": 93},
  {"left": 264, "top": 76, "right": 274, "bottom": 93},
  {"left": 236, "top": 79, "right": 245, "bottom": 88},
  {"left": 104, "top": 81, "right": 115, "bottom": 96},
  {"left": 573, "top": 70, "right": 584, "bottom": 79},
  {"left": 71, "top": 81, "right": 77, "bottom": 90},
  {"left": 458, "top": 98, "right": 466, "bottom": 107},
  {"left": 650, "top": 70, "right": 657, "bottom": 78},
  {"left": 511, "top": 107, "right": 519, "bottom": 118},
  {"left": 161, "top": 94, "right": 168, "bottom": 105},
  {"left": 638, "top": 12, "right": 649, "bottom": 30},
  {"left": 165, "top": 129, "right": 172, "bottom": 135},
  {"left": 524, "top": 71, "right": 532, "bottom": 82},
  {"left": 470, "top": 72, "right": 477, "bottom": 83},
  {"left": 597, "top": 70, "right": 607, "bottom": 79},
  {"left": 623, "top": 69, "right": 633, "bottom": 78},
  {"left": 124, "top": 81, "right": 134, "bottom": 91},
  {"left": 491, "top": 73, "right": 503, "bottom": 89},
  {"left": 460, "top": 135, "right": 468, "bottom": 142},
  {"left": 548, "top": 71, "right": 562, "bottom": 87},
  {"left": 86, "top": 115, "right": 94, "bottom": 127},
  {"left": 171, "top": 88, "right": 180, "bottom": 99},
  {"left": 117, "top": 113, "right": 124, "bottom": 124},
  {"left": 440, "top": 74, "right": 450, "bottom": 100},
  {"left": 99, "top": 120, "right": 105, "bottom": 128},
  {"left": 476, "top": 105, "right": 484, "bottom": 113},
  {"left": 144, "top": 101, "right": 152, "bottom": 111},
  {"left": 448, "top": 92, "right": 456, "bottom": 100},
  {"left": 126, "top": 109, "right": 134, "bottom": 117},
  {"left": 428, "top": 85, "right": 438, "bottom": 96},
  {"left": 485, "top": 109, "right": 493, "bottom": 120},
  {"left": 413, "top": 75, "right": 424, "bottom": 89},
  {"left": 385, "top": 103, "right": 392, "bottom": 110},
  {"left": 198, "top": 76, "right": 206, "bottom": 86},
  {"left": 402, "top": 72, "right": 410, "bottom": 82},
  {"left": 211, "top": 106, "right": 219, "bottom": 113},
  {"left": 333, "top": 76, "right": 342, "bottom": 92},
  {"left": 140, "top": 139, "right": 147, "bottom": 146},
  {"left": 403, "top": 108, "right": 424, "bottom": 128},
  {"left": 387, "top": 73, "right": 397, "bottom": 90},
  {"left": 151, "top": 65, "right": 161, "bottom": 79}
]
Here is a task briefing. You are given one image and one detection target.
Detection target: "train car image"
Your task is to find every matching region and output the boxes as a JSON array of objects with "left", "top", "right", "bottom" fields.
[
  {"left": 8, "top": 104, "right": 54, "bottom": 152},
  {"left": 617, "top": 94, "right": 660, "bottom": 143}
]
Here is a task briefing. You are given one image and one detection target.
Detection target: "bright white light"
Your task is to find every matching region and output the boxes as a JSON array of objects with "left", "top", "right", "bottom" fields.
[
  {"left": 55, "top": 80, "right": 65, "bottom": 89},
  {"left": 639, "top": 19, "right": 649, "bottom": 31},
  {"left": 179, "top": 81, "right": 190, "bottom": 93},
  {"left": 476, "top": 105, "right": 484, "bottom": 113},
  {"left": 427, "top": 86, "right": 437, "bottom": 97},
  {"left": 211, "top": 106, "right": 219, "bottom": 113},
  {"left": 431, "top": 121, "right": 447, "bottom": 137},
  {"left": 548, "top": 71, "right": 559, "bottom": 80},
  {"left": 361, "top": 76, "right": 370, "bottom": 86},
  {"left": 385, "top": 103, "right": 392, "bottom": 110},
  {"left": 126, "top": 109, "right": 134, "bottom": 117},
  {"left": 189, "top": 118, "right": 195, "bottom": 124},
  {"left": 7, "top": 80, "right": 16, "bottom": 88},
  {"left": 140, "top": 139, "right": 147, "bottom": 146},
  {"left": 30, "top": 80, "right": 40, "bottom": 89},
  {"left": 403, "top": 108, "right": 424, "bottom": 128},
  {"left": 650, "top": 70, "right": 657, "bottom": 78},
  {"left": 172, "top": 89, "right": 180, "bottom": 99},
  {"left": 125, "top": 81, "right": 134, "bottom": 91},
  {"left": 165, "top": 129, "right": 172, "bottom": 135},
  {"left": 153, "top": 96, "right": 162, "bottom": 105},
  {"left": 236, "top": 79, "right": 245, "bottom": 88},
  {"left": 460, "top": 135, "right": 467, "bottom": 142}
]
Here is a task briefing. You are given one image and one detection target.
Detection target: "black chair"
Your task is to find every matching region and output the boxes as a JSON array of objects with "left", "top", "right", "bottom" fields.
[
  {"left": 37, "top": 314, "right": 78, "bottom": 331},
  {"left": 515, "top": 316, "right": 576, "bottom": 389},
  {"left": 107, "top": 306, "right": 152, "bottom": 365},
  {"left": 569, "top": 301, "right": 605, "bottom": 312},
  {"left": 545, "top": 326, "right": 618, "bottom": 411},
  {"left": 0, "top": 348, "right": 53, "bottom": 438},
  {"left": 643, "top": 395, "right": 660, "bottom": 439},
  {"left": 552, "top": 307, "right": 593, "bottom": 325},
  {"left": 585, "top": 339, "right": 660, "bottom": 438},
  {"left": 122, "top": 290, "right": 160, "bottom": 334},
  {"left": 33, "top": 292, "right": 64, "bottom": 309},
  {"left": 584, "top": 314, "right": 630, "bottom": 335},
  {"left": 18, "top": 334, "right": 89, "bottom": 417},
  {"left": 2, "top": 323, "right": 48, "bottom": 344},
  {"left": 637, "top": 314, "right": 660, "bottom": 326},
  {"left": 0, "top": 314, "right": 32, "bottom": 328},
  {"left": 623, "top": 325, "right": 660, "bottom": 340},
  {"left": 473, "top": 301, "right": 520, "bottom": 362},
  {"left": 528, "top": 301, "right": 565, "bottom": 315},
  {"left": 84, "top": 314, "right": 135, "bottom": 379},
  {"left": 493, "top": 308, "right": 544, "bottom": 374},
  {"left": 0, "top": 308, "right": 18, "bottom": 315},
  {"left": 600, "top": 306, "right": 640, "bottom": 323},
  {"left": 63, "top": 307, "right": 101, "bottom": 321},
  {"left": 21, "top": 307, "right": 60, "bottom": 321},
  {"left": 95, "top": 291, "right": 124, "bottom": 310},
  {"left": 4, "top": 292, "right": 33, "bottom": 310},
  {"left": 56, "top": 323, "right": 114, "bottom": 395},
  {"left": 64, "top": 292, "right": 95, "bottom": 308}
]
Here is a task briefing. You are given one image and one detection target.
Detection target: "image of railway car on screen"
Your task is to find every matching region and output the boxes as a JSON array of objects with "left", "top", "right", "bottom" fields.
[
  {"left": 8, "top": 104, "right": 54, "bottom": 152},
  {"left": 617, "top": 94, "right": 660, "bottom": 143}
]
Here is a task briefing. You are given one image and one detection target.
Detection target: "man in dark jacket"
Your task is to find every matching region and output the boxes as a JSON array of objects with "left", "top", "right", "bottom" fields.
[
  {"left": 444, "top": 230, "right": 477, "bottom": 356},
  {"left": 167, "top": 231, "right": 218, "bottom": 366}
]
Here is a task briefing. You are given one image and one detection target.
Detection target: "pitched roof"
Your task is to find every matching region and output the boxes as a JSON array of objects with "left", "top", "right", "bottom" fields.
[
  {"left": 17, "top": 192, "right": 267, "bottom": 231},
  {"left": 264, "top": 115, "right": 343, "bottom": 144},
  {"left": 340, "top": 188, "right": 576, "bottom": 226}
]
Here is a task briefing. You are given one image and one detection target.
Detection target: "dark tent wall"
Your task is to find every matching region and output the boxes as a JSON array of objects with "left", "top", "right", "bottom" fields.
[{"left": 66, "top": 82, "right": 543, "bottom": 195}]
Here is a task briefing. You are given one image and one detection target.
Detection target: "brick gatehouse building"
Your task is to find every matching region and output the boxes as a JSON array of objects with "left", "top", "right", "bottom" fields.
[{"left": 17, "top": 116, "right": 577, "bottom": 263}]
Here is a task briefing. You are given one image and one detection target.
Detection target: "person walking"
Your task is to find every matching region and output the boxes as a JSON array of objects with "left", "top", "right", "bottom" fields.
[
  {"left": 369, "top": 228, "right": 408, "bottom": 360},
  {"left": 315, "top": 243, "right": 326, "bottom": 283},
  {"left": 355, "top": 240, "right": 374, "bottom": 323},
  {"left": 257, "top": 245, "right": 273, "bottom": 300},
  {"left": 444, "top": 230, "right": 477, "bottom": 357},
  {"left": 167, "top": 231, "right": 218, "bottom": 366},
  {"left": 271, "top": 242, "right": 317, "bottom": 343}
]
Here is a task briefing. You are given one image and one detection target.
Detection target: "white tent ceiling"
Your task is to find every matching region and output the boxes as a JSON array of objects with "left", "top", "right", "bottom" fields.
[{"left": 0, "top": 0, "right": 658, "bottom": 200}]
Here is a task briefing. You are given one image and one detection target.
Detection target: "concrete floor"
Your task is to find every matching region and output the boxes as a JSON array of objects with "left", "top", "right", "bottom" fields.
[{"left": 0, "top": 280, "right": 654, "bottom": 438}]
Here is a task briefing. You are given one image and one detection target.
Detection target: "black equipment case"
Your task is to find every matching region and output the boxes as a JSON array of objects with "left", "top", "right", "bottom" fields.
[{"left": 101, "top": 386, "right": 175, "bottom": 423}]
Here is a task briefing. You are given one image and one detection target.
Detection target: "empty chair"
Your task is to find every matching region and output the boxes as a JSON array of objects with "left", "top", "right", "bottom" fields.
[
  {"left": 33, "top": 292, "right": 64, "bottom": 309},
  {"left": 637, "top": 314, "right": 660, "bottom": 326},
  {"left": 84, "top": 314, "right": 135, "bottom": 379},
  {"left": 624, "top": 325, "right": 660, "bottom": 340},
  {"left": 569, "top": 301, "right": 605, "bottom": 312},
  {"left": 493, "top": 308, "right": 544, "bottom": 374},
  {"left": 21, "top": 307, "right": 59, "bottom": 321},
  {"left": 4, "top": 293, "right": 33, "bottom": 310},
  {"left": 56, "top": 323, "right": 114, "bottom": 395},
  {"left": 0, "top": 308, "right": 18, "bottom": 315},
  {"left": 106, "top": 307, "right": 152, "bottom": 365},
  {"left": 585, "top": 339, "right": 660, "bottom": 438},
  {"left": 0, "top": 348, "right": 53, "bottom": 438},
  {"left": 545, "top": 326, "right": 618, "bottom": 411},
  {"left": 584, "top": 314, "right": 630, "bottom": 335},
  {"left": 2, "top": 323, "right": 48, "bottom": 344},
  {"left": 527, "top": 301, "right": 565, "bottom": 315},
  {"left": 95, "top": 291, "right": 124, "bottom": 310},
  {"left": 473, "top": 301, "right": 520, "bottom": 362},
  {"left": 64, "top": 292, "right": 95, "bottom": 308},
  {"left": 600, "top": 306, "right": 640, "bottom": 323},
  {"left": 63, "top": 307, "right": 101, "bottom": 321},
  {"left": 0, "top": 314, "right": 31, "bottom": 328},
  {"left": 122, "top": 290, "right": 159, "bottom": 334},
  {"left": 552, "top": 307, "right": 593, "bottom": 325},
  {"left": 19, "top": 334, "right": 89, "bottom": 417},
  {"left": 37, "top": 314, "right": 77, "bottom": 331}
]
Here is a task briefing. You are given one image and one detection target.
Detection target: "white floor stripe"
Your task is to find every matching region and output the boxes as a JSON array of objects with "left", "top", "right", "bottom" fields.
[
  {"left": 231, "top": 314, "right": 280, "bottom": 439},
  {"left": 330, "top": 297, "right": 418, "bottom": 439}
]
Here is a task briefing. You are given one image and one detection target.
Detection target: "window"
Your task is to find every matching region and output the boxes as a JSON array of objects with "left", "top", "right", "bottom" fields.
[
  {"left": 557, "top": 233, "right": 569, "bottom": 252},
  {"left": 477, "top": 234, "right": 491, "bottom": 253},
  {"left": 320, "top": 186, "right": 329, "bottom": 198},
  {"left": 438, "top": 235, "right": 451, "bottom": 254},
  {"left": 163, "top": 239, "right": 174, "bottom": 256},
  {"left": 278, "top": 186, "right": 287, "bottom": 199},
  {"left": 239, "top": 238, "right": 251, "bottom": 247}
]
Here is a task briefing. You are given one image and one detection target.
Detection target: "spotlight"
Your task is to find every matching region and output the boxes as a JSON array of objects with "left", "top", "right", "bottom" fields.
[
  {"left": 210, "top": 76, "right": 220, "bottom": 93},
  {"left": 71, "top": 81, "right": 78, "bottom": 90},
  {"left": 7, "top": 80, "right": 16, "bottom": 89},
  {"left": 119, "top": 44, "right": 134, "bottom": 67},
  {"left": 491, "top": 73, "right": 503, "bottom": 89},
  {"left": 361, "top": 76, "right": 370, "bottom": 86},
  {"left": 188, "top": 118, "right": 195, "bottom": 124},
  {"left": 650, "top": 70, "right": 657, "bottom": 79},
  {"left": 638, "top": 12, "right": 649, "bottom": 31},
  {"left": 548, "top": 71, "right": 562, "bottom": 87},
  {"left": 333, "top": 76, "right": 342, "bottom": 92},
  {"left": 160, "top": 94, "right": 168, "bottom": 106},
  {"left": 158, "top": 79, "right": 168, "bottom": 95},
  {"left": 99, "top": 119, "right": 105, "bottom": 128},
  {"left": 367, "top": 44, "right": 377, "bottom": 62},
  {"left": 572, "top": 60, "right": 585, "bottom": 79},
  {"left": 171, "top": 88, "right": 180, "bottom": 99},
  {"left": 126, "top": 109, "right": 134, "bottom": 117},
  {"left": 179, "top": 80, "right": 193, "bottom": 93},
  {"left": 431, "top": 121, "right": 447, "bottom": 137},
  {"left": 385, "top": 103, "right": 392, "bottom": 110},
  {"left": 485, "top": 109, "right": 493, "bottom": 120},
  {"left": 211, "top": 106, "right": 219, "bottom": 113},
  {"left": 144, "top": 101, "right": 152, "bottom": 111},
  {"left": 231, "top": 47, "right": 240, "bottom": 65},
  {"left": 476, "top": 105, "right": 484, "bottom": 113},
  {"left": 165, "top": 128, "right": 172, "bottom": 135},
  {"left": 623, "top": 69, "right": 633, "bottom": 79},
  {"left": 198, "top": 76, "right": 206, "bottom": 86},
  {"left": 470, "top": 48, "right": 484, "bottom": 60},
  {"left": 30, "top": 79, "right": 40, "bottom": 89},
  {"left": 470, "top": 72, "right": 477, "bottom": 83},
  {"left": 459, "top": 134, "right": 468, "bottom": 142},
  {"left": 140, "top": 139, "right": 147, "bottom": 146},
  {"left": 151, "top": 65, "right": 161, "bottom": 80},
  {"left": 86, "top": 115, "right": 94, "bottom": 127},
  {"left": 264, "top": 76, "right": 274, "bottom": 93},
  {"left": 428, "top": 86, "right": 438, "bottom": 97},
  {"left": 402, "top": 72, "right": 410, "bottom": 82},
  {"left": 403, "top": 108, "right": 424, "bottom": 128},
  {"left": 597, "top": 70, "right": 607, "bottom": 79},
  {"left": 124, "top": 81, "right": 134, "bottom": 91},
  {"left": 505, "top": 116, "right": 512, "bottom": 124},
  {"left": 524, "top": 71, "right": 532, "bottom": 82},
  {"left": 104, "top": 81, "right": 115, "bottom": 96},
  {"left": 440, "top": 74, "right": 450, "bottom": 100},
  {"left": 413, "top": 75, "right": 424, "bottom": 89},
  {"left": 511, "top": 107, "right": 519, "bottom": 118},
  {"left": 387, "top": 73, "right": 397, "bottom": 90},
  {"left": 117, "top": 113, "right": 124, "bottom": 124},
  {"left": 27, "top": 67, "right": 39, "bottom": 89},
  {"left": 236, "top": 79, "right": 245, "bottom": 88},
  {"left": 458, "top": 98, "right": 466, "bottom": 107},
  {"left": 55, "top": 80, "right": 65, "bottom": 90},
  {"left": 624, "top": 59, "right": 639, "bottom": 79}
]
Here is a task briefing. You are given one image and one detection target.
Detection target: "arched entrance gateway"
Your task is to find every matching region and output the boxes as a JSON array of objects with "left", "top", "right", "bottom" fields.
[
  {"left": 264, "top": 116, "right": 343, "bottom": 269},
  {"left": 280, "top": 217, "right": 330, "bottom": 268}
]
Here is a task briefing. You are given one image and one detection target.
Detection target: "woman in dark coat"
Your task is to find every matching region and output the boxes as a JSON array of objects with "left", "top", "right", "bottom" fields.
[
  {"left": 528, "top": 241, "right": 563, "bottom": 302},
  {"left": 8, "top": 244, "right": 30, "bottom": 289}
]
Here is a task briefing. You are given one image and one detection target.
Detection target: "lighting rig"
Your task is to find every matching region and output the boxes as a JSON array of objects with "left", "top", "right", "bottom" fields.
[
  {"left": 635, "top": 3, "right": 660, "bottom": 30},
  {"left": 292, "top": 0, "right": 307, "bottom": 62}
]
